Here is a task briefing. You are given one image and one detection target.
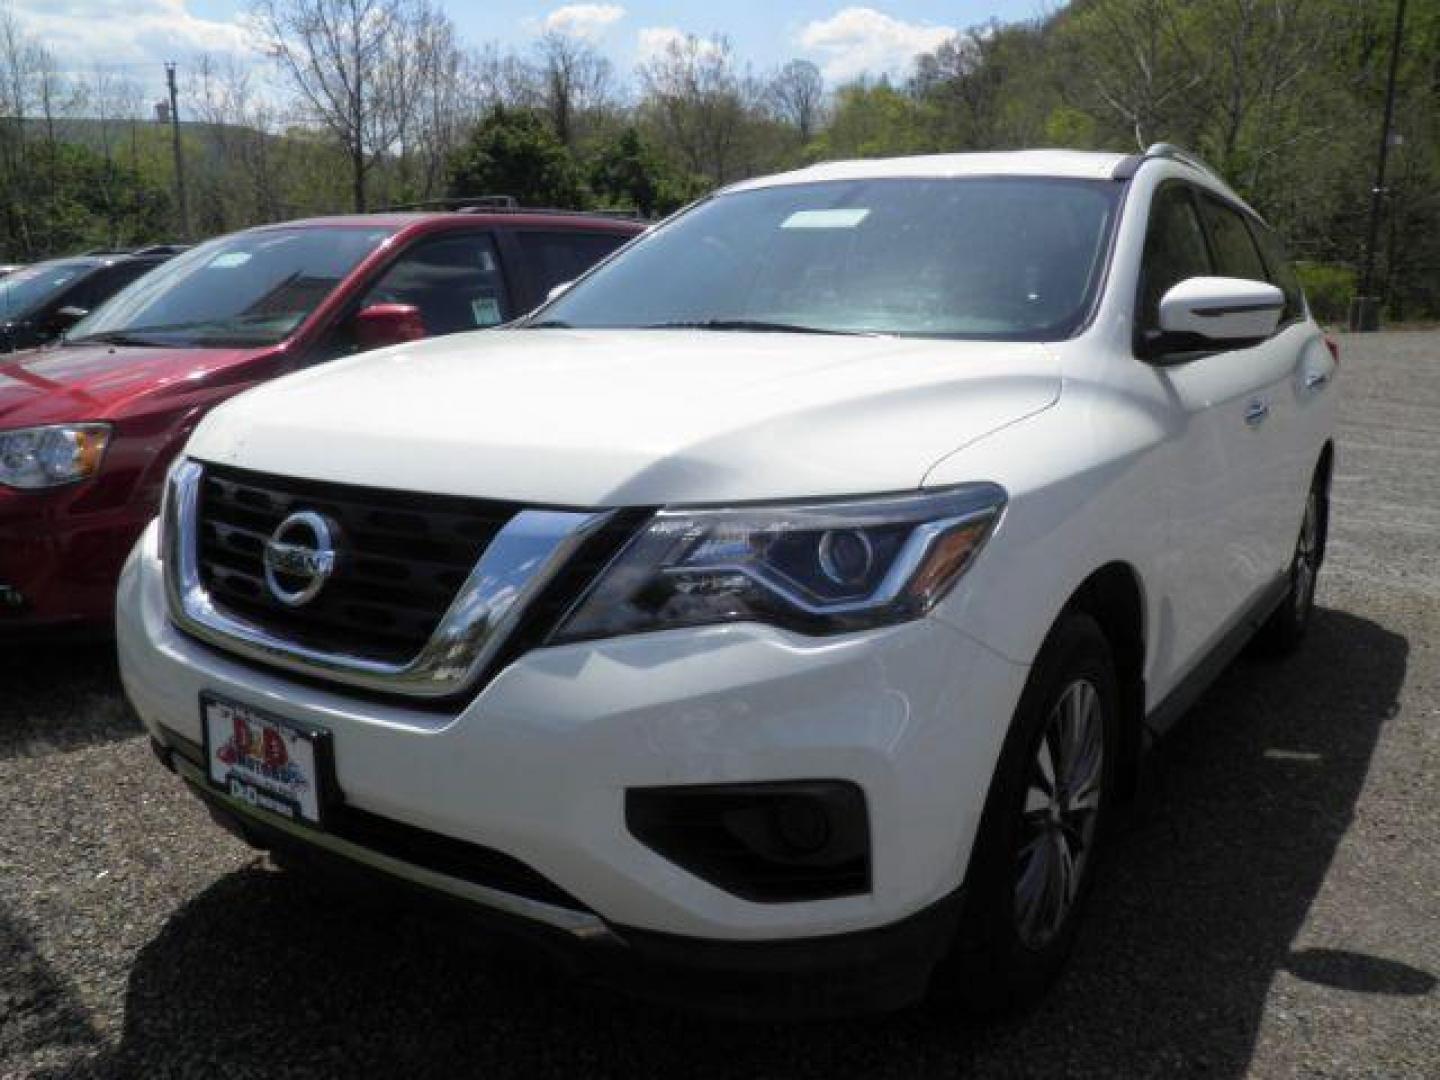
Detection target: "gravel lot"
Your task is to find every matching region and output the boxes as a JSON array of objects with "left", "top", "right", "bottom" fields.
[{"left": 2, "top": 331, "right": 1436, "bottom": 1079}]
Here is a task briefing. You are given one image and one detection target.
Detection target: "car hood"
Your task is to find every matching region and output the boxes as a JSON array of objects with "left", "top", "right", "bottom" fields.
[
  {"left": 189, "top": 329, "right": 1061, "bottom": 506},
  {"left": 0, "top": 342, "right": 265, "bottom": 428}
]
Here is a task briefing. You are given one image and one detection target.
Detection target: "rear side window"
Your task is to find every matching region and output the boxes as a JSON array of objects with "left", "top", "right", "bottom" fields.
[
  {"left": 1197, "top": 196, "right": 1268, "bottom": 282},
  {"left": 1138, "top": 184, "right": 1212, "bottom": 334},
  {"left": 514, "top": 231, "right": 629, "bottom": 298},
  {"left": 360, "top": 233, "right": 509, "bottom": 334},
  {"left": 1249, "top": 222, "right": 1306, "bottom": 322}
]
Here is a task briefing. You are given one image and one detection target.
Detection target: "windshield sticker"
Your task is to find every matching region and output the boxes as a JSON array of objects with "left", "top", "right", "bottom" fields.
[
  {"left": 471, "top": 296, "right": 501, "bottom": 326},
  {"left": 781, "top": 209, "right": 870, "bottom": 230},
  {"left": 208, "top": 252, "right": 252, "bottom": 269}
]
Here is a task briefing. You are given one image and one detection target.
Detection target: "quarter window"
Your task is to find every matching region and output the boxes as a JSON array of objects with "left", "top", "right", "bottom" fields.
[
  {"left": 1137, "top": 184, "right": 1212, "bottom": 336},
  {"left": 1249, "top": 222, "right": 1305, "bottom": 322},
  {"left": 1197, "top": 196, "right": 1268, "bottom": 282},
  {"left": 513, "top": 231, "right": 630, "bottom": 299}
]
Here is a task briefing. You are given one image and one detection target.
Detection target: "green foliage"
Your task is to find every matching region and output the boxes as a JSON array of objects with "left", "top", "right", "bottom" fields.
[
  {"left": 1043, "top": 107, "right": 1100, "bottom": 149},
  {"left": 0, "top": 133, "right": 173, "bottom": 260},
  {"left": 585, "top": 127, "right": 702, "bottom": 216},
  {"left": 446, "top": 108, "right": 585, "bottom": 208},
  {"left": 1, "top": 1, "right": 1437, "bottom": 317},
  {"left": 1295, "top": 263, "right": 1357, "bottom": 324},
  {"left": 804, "top": 81, "right": 936, "bottom": 161}
]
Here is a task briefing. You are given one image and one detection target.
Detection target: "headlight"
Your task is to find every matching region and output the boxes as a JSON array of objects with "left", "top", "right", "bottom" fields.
[
  {"left": 551, "top": 483, "right": 1006, "bottom": 643},
  {"left": 0, "top": 423, "right": 111, "bottom": 489}
]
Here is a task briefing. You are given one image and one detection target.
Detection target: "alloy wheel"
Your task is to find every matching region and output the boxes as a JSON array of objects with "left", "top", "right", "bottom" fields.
[
  {"left": 1014, "top": 678, "right": 1105, "bottom": 950},
  {"left": 1294, "top": 489, "right": 1321, "bottom": 617}
]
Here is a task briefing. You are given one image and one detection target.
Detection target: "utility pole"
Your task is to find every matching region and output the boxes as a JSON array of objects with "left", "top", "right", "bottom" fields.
[
  {"left": 165, "top": 61, "right": 191, "bottom": 241},
  {"left": 1350, "top": 0, "right": 1408, "bottom": 332}
]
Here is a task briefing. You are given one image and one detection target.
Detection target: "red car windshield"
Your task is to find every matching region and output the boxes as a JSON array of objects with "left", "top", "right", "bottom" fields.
[{"left": 67, "top": 227, "right": 392, "bottom": 348}]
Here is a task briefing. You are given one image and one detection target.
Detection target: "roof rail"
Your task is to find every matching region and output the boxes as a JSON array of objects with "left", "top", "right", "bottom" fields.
[
  {"left": 459, "top": 205, "right": 645, "bottom": 221},
  {"left": 81, "top": 247, "right": 133, "bottom": 256},
  {"left": 1145, "top": 142, "right": 1223, "bottom": 177},
  {"left": 373, "top": 195, "right": 644, "bottom": 221},
  {"left": 132, "top": 243, "right": 190, "bottom": 256},
  {"left": 376, "top": 195, "right": 520, "bottom": 212},
  {"left": 1110, "top": 143, "right": 1227, "bottom": 182}
]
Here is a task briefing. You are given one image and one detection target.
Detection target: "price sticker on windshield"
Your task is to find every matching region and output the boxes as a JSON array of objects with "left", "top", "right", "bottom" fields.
[{"left": 781, "top": 209, "right": 870, "bottom": 229}]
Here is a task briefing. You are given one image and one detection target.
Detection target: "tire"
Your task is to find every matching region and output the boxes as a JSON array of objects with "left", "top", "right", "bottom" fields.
[
  {"left": 937, "top": 613, "right": 1120, "bottom": 1014},
  {"left": 1253, "top": 468, "right": 1327, "bottom": 657}
]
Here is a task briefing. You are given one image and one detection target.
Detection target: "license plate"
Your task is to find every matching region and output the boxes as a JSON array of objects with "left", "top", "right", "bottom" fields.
[{"left": 201, "top": 693, "right": 333, "bottom": 827}]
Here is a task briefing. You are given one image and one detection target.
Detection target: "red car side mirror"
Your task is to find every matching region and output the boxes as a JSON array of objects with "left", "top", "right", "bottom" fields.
[{"left": 353, "top": 303, "right": 427, "bottom": 350}]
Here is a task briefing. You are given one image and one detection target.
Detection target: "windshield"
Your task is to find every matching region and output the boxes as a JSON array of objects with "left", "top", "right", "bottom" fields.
[
  {"left": 535, "top": 177, "right": 1120, "bottom": 339},
  {"left": 67, "top": 227, "right": 392, "bottom": 348},
  {"left": 0, "top": 261, "right": 95, "bottom": 322}
]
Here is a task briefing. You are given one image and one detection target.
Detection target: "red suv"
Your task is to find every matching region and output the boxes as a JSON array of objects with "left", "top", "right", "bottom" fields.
[{"left": 0, "top": 209, "right": 643, "bottom": 633}]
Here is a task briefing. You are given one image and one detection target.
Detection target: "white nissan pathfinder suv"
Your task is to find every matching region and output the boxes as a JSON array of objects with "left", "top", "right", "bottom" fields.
[{"left": 117, "top": 145, "right": 1337, "bottom": 1016}]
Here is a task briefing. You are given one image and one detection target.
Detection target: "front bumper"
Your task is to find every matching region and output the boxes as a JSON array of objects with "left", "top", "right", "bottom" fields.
[
  {"left": 0, "top": 481, "right": 153, "bottom": 633},
  {"left": 119, "top": 520, "right": 1027, "bottom": 969},
  {"left": 152, "top": 737, "right": 964, "bottom": 1017}
]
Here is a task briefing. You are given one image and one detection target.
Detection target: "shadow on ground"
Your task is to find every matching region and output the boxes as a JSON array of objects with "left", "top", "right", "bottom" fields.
[
  {"left": 0, "top": 640, "right": 138, "bottom": 759},
  {"left": 28, "top": 607, "right": 1420, "bottom": 1078},
  {"left": 0, "top": 908, "right": 102, "bottom": 1066}
]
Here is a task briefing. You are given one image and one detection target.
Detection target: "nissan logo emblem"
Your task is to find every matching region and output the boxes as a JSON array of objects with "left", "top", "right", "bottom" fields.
[{"left": 262, "top": 511, "right": 338, "bottom": 607}]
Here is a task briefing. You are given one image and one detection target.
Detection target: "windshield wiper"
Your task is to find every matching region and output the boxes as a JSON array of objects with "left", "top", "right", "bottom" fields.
[
  {"left": 65, "top": 331, "right": 176, "bottom": 348},
  {"left": 642, "top": 319, "right": 864, "bottom": 336},
  {"left": 523, "top": 318, "right": 573, "bottom": 329}
]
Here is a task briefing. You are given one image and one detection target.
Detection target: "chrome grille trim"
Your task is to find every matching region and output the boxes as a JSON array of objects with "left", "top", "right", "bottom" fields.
[{"left": 164, "top": 459, "right": 613, "bottom": 700}]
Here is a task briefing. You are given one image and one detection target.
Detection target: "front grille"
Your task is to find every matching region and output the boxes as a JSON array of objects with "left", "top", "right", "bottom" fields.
[{"left": 196, "top": 465, "right": 521, "bottom": 665}]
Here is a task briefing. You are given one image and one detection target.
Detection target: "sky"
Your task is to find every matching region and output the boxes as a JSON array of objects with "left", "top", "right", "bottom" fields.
[{"left": 9, "top": 1, "right": 1056, "bottom": 106}]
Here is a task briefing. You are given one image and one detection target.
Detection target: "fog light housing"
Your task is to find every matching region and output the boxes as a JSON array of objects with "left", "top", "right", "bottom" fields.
[{"left": 626, "top": 781, "right": 870, "bottom": 902}]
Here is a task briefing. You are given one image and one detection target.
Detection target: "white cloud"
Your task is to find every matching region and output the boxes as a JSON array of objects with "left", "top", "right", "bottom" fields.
[
  {"left": 9, "top": 0, "right": 257, "bottom": 71},
  {"left": 635, "top": 26, "right": 684, "bottom": 63},
  {"left": 540, "top": 4, "right": 626, "bottom": 41},
  {"left": 799, "top": 6, "right": 954, "bottom": 82},
  {"left": 634, "top": 26, "right": 724, "bottom": 65}
]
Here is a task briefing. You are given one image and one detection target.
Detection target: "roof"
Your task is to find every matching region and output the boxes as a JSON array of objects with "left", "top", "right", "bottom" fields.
[
  {"left": 251, "top": 211, "right": 646, "bottom": 234},
  {"left": 29, "top": 254, "right": 110, "bottom": 269},
  {"left": 730, "top": 150, "right": 1132, "bottom": 192}
]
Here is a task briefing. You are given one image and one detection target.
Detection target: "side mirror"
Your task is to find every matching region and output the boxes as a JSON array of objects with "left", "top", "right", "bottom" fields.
[
  {"left": 353, "top": 303, "right": 426, "bottom": 350},
  {"left": 51, "top": 305, "right": 88, "bottom": 332},
  {"left": 546, "top": 280, "right": 573, "bottom": 303},
  {"left": 1158, "top": 276, "right": 1284, "bottom": 344}
]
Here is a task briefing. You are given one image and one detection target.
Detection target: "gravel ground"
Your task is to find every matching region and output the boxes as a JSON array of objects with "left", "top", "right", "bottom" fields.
[{"left": 2, "top": 331, "right": 1436, "bottom": 1079}]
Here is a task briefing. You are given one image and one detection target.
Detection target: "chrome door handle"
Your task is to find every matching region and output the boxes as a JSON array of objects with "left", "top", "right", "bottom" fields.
[
  {"left": 1304, "top": 371, "right": 1330, "bottom": 391},
  {"left": 1244, "top": 398, "right": 1270, "bottom": 426}
]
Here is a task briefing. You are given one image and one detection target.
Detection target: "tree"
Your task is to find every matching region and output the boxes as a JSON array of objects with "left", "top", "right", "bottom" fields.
[
  {"left": 587, "top": 126, "right": 701, "bottom": 216},
  {"left": 467, "top": 42, "right": 543, "bottom": 112},
  {"left": 913, "top": 22, "right": 1055, "bottom": 150},
  {"left": 805, "top": 78, "right": 935, "bottom": 160},
  {"left": 535, "top": 31, "right": 613, "bottom": 148},
  {"left": 766, "top": 59, "right": 824, "bottom": 142},
  {"left": 1061, "top": 0, "right": 1208, "bottom": 149},
  {"left": 446, "top": 107, "right": 584, "bottom": 208},
  {"left": 251, "top": 0, "right": 455, "bottom": 211},
  {"left": 1192, "top": 0, "right": 1329, "bottom": 182},
  {"left": 636, "top": 33, "right": 757, "bottom": 184}
]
